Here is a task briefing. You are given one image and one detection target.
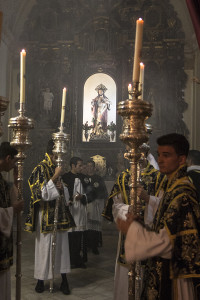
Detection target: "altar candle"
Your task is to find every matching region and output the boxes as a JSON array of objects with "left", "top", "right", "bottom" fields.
[
  {"left": 60, "top": 87, "right": 67, "bottom": 126},
  {"left": 139, "top": 62, "right": 145, "bottom": 99},
  {"left": 132, "top": 18, "right": 144, "bottom": 83},
  {"left": 20, "top": 49, "right": 26, "bottom": 104}
]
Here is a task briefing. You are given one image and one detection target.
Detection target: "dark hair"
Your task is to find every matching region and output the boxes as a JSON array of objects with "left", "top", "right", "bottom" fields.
[
  {"left": 46, "top": 139, "right": 54, "bottom": 155},
  {"left": 70, "top": 157, "right": 82, "bottom": 168},
  {"left": 87, "top": 159, "right": 95, "bottom": 167},
  {"left": 187, "top": 150, "right": 200, "bottom": 165},
  {"left": 0, "top": 142, "right": 18, "bottom": 159},
  {"left": 157, "top": 133, "right": 189, "bottom": 156}
]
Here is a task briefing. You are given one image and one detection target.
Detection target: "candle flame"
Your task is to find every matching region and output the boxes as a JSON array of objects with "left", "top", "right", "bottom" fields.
[{"left": 138, "top": 18, "right": 143, "bottom": 21}]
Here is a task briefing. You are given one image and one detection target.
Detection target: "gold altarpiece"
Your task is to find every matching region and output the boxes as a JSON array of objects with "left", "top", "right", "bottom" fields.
[{"left": 4, "top": 0, "right": 187, "bottom": 205}]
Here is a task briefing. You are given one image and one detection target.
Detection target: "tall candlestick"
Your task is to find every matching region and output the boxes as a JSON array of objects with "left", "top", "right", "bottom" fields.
[
  {"left": 60, "top": 87, "right": 67, "bottom": 126},
  {"left": 132, "top": 18, "right": 144, "bottom": 83},
  {"left": 139, "top": 62, "right": 145, "bottom": 99},
  {"left": 20, "top": 49, "right": 26, "bottom": 104}
]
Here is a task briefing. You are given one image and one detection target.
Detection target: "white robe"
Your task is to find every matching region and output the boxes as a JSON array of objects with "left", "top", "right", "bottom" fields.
[
  {"left": 125, "top": 189, "right": 196, "bottom": 300},
  {"left": 68, "top": 177, "right": 87, "bottom": 232},
  {"left": 34, "top": 179, "right": 71, "bottom": 280},
  {"left": 125, "top": 221, "right": 195, "bottom": 300},
  {"left": 112, "top": 193, "right": 162, "bottom": 300}
]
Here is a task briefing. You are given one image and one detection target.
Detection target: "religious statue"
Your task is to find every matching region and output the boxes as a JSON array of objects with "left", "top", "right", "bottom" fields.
[
  {"left": 43, "top": 87, "right": 54, "bottom": 115},
  {"left": 91, "top": 84, "right": 111, "bottom": 135}
]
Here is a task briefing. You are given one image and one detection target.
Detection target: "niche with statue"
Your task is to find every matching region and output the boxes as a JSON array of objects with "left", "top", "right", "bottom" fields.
[{"left": 82, "top": 73, "right": 117, "bottom": 142}]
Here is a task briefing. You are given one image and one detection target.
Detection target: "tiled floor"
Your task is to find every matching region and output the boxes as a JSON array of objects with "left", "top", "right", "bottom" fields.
[{"left": 11, "top": 220, "right": 118, "bottom": 300}]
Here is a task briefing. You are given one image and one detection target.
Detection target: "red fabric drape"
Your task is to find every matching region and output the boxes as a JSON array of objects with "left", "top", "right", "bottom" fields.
[{"left": 186, "top": 0, "right": 200, "bottom": 48}]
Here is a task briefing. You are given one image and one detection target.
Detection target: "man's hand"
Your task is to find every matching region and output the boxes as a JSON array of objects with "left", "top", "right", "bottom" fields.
[
  {"left": 74, "top": 192, "right": 83, "bottom": 201},
  {"left": 137, "top": 185, "right": 150, "bottom": 203},
  {"left": 116, "top": 212, "right": 143, "bottom": 234},
  {"left": 52, "top": 166, "right": 63, "bottom": 183},
  {"left": 12, "top": 200, "right": 24, "bottom": 214},
  {"left": 55, "top": 180, "right": 63, "bottom": 192}
]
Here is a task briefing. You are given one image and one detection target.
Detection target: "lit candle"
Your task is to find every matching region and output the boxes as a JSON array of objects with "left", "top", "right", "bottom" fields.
[
  {"left": 138, "top": 62, "right": 145, "bottom": 99},
  {"left": 128, "top": 83, "right": 132, "bottom": 92},
  {"left": 132, "top": 18, "right": 144, "bottom": 83},
  {"left": 20, "top": 49, "right": 26, "bottom": 104},
  {"left": 60, "top": 87, "right": 67, "bottom": 126},
  {"left": 128, "top": 83, "right": 132, "bottom": 99}
]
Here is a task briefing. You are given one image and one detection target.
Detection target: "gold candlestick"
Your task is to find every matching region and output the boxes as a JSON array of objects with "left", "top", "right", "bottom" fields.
[
  {"left": 0, "top": 96, "right": 9, "bottom": 137},
  {"left": 8, "top": 104, "right": 34, "bottom": 300},
  {"left": 117, "top": 82, "right": 152, "bottom": 299},
  {"left": 49, "top": 126, "right": 70, "bottom": 293}
]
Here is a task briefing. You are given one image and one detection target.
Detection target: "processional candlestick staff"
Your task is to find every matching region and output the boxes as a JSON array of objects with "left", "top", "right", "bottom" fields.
[
  {"left": 49, "top": 87, "right": 70, "bottom": 292},
  {"left": 117, "top": 19, "right": 153, "bottom": 300},
  {"left": 8, "top": 49, "right": 34, "bottom": 300}
]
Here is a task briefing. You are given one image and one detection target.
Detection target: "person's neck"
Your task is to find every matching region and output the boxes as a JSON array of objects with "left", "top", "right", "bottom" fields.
[
  {"left": 166, "top": 164, "right": 184, "bottom": 179},
  {"left": 71, "top": 169, "right": 77, "bottom": 175}
]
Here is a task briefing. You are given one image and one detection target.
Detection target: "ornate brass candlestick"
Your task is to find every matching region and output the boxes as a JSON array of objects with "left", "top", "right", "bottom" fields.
[
  {"left": 8, "top": 103, "right": 34, "bottom": 300},
  {"left": 137, "top": 123, "right": 153, "bottom": 175},
  {"left": 0, "top": 96, "right": 9, "bottom": 136},
  {"left": 49, "top": 126, "right": 70, "bottom": 293},
  {"left": 117, "top": 82, "right": 152, "bottom": 300}
]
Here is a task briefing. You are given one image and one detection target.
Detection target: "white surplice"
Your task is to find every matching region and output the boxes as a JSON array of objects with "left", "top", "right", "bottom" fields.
[
  {"left": 34, "top": 179, "right": 70, "bottom": 280},
  {"left": 125, "top": 221, "right": 195, "bottom": 300},
  {"left": 68, "top": 177, "right": 87, "bottom": 232},
  {"left": 112, "top": 193, "right": 161, "bottom": 300}
]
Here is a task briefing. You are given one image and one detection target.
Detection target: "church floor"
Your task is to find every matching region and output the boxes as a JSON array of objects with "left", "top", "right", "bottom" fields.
[{"left": 11, "top": 220, "right": 118, "bottom": 300}]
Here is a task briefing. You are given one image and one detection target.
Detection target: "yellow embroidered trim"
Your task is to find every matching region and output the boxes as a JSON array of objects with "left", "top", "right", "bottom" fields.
[
  {"left": 155, "top": 174, "right": 166, "bottom": 197},
  {"left": 40, "top": 226, "right": 75, "bottom": 234},
  {"left": 168, "top": 193, "right": 198, "bottom": 210},
  {"left": 0, "top": 256, "right": 13, "bottom": 264},
  {"left": 170, "top": 273, "right": 200, "bottom": 280},
  {"left": 122, "top": 171, "right": 129, "bottom": 205},
  {"left": 141, "top": 163, "right": 156, "bottom": 176},
  {"left": 164, "top": 222, "right": 198, "bottom": 239}
]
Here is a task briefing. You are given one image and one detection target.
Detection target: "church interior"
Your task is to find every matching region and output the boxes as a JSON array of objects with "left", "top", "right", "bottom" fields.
[{"left": 0, "top": 0, "right": 200, "bottom": 299}]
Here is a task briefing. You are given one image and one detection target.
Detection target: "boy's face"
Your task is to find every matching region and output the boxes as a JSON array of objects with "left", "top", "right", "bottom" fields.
[
  {"left": 4, "top": 155, "right": 18, "bottom": 172},
  {"left": 157, "top": 145, "right": 186, "bottom": 176},
  {"left": 74, "top": 160, "right": 83, "bottom": 174},
  {"left": 87, "top": 162, "right": 95, "bottom": 175}
]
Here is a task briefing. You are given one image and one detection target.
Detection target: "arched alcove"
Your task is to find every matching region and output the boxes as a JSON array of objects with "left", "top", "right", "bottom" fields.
[{"left": 83, "top": 73, "right": 116, "bottom": 142}]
